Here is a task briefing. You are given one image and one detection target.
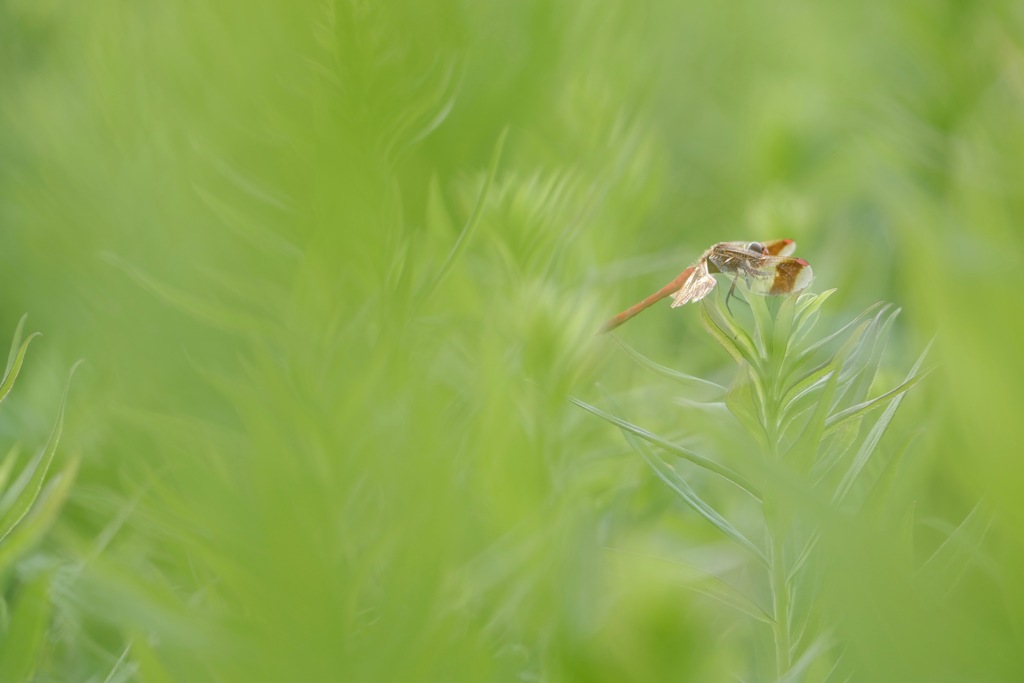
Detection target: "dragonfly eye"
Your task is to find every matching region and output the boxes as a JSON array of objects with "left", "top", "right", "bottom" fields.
[{"left": 747, "top": 242, "right": 767, "bottom": 255}]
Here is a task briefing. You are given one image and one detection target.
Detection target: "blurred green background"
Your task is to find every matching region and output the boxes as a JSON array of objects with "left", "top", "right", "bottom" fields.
[{"left": 2, "top": 0, "right": 1023, "bottom": 681}]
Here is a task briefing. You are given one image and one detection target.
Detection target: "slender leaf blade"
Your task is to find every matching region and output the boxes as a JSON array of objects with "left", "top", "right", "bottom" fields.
[
  {"left": 919, "top": 501, "right": 994, "bottom": 596},
  {"left": 0, "top": 571, "right": 53, "bottom": 682},
  {"left": 610, "top": 336, "right": 726, "bottom": 397},
  {"left": 0, "top": 446, "right": 20, "bottom": 495},
  {"left": 823, "top": 369, "right": 930, "bottom": 440},
  {"left": 700, "top": 296, "right": 760, "bottom": 368},
  {"left": 0, "top": 333, "right": 41, "bottom": 408},
  {"left": 795, "top": 289, "right": 837, "bottom": 329},
  {"left": 428, "top": 127, "right": 508, "bottom": 298},
  {"left": 570, "top": 396, "right": 761, "bottom": 500},
  {"left": 831, "top": 342, "right": 932, "bottom": 502},
  {"left": 0, "top": 458, "right": 79, "bottom": 571},
  {"left": 624, "top": 428, "right": 768, "bottom": 566},
  {"left": 2, "top": 314, "right": 27, "bottom": 381},
  {"left": 0, "top": 362, "right": 80, "bottom": 542}
]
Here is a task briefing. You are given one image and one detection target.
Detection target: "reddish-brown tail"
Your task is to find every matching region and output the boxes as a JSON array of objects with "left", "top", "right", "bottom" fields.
[{"left": 599, "top": 266, "right": 696, "bottom": 333}]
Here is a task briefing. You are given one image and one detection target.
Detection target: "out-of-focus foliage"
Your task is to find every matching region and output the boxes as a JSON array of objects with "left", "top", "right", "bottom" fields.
[
  {"left": 1, "top": 0, "right": 1023, "bottom": 681},
  {"left": 0, "top": 318, "right": 78, "bottom": 682}
]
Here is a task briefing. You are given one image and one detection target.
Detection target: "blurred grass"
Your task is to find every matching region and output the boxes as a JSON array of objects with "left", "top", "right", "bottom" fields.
[{"left": 1, "top": 0, "right": 1023, "bottom": 681}]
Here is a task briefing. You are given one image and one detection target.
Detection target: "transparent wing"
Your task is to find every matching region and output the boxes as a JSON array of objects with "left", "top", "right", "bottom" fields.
[
  {"left": 740, "top": 256, "right": 814, "bottom": 296},
  {"left": 670, "top": 260, "right": 717, "bottom": 307}
]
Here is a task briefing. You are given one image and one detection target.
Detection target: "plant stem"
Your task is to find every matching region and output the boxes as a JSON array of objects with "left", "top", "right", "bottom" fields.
[{"left": 770, "top": 528, "right": 791, "bottom": 678}]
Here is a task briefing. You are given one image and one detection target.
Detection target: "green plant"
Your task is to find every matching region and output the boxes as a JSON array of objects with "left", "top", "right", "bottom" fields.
[
  {"left": 575, "top": 288, "right": 937, "bottom": 681},
  {"left": 0, "top": 316, "right": 79, "bottom": 681}
]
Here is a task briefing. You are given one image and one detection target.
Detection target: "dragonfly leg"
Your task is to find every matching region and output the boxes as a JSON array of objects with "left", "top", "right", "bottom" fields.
[
  {"left": 723, "top": 274, "right": 752, "bottom": 315},
  {"left": 724, "top": 276, "right": 740, "bottom": 314}
]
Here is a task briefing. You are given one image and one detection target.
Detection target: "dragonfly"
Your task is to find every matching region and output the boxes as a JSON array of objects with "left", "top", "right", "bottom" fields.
[{"left": 600, "top": 239, "right": 813, "bottom": 333}]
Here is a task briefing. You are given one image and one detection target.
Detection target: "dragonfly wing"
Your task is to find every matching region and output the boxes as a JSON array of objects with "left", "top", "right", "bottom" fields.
[
  {"left": 670, "top": 261, "right": 717, "bottom": 307},
  {"left": 742, "top": 256, "right": 813, "bottom": 296},
  {"left": 712, "top": 239, "right": 795, "bottom": 258},
  {"left": 764, "top": 239, "right": 796, "bottom": 257}
]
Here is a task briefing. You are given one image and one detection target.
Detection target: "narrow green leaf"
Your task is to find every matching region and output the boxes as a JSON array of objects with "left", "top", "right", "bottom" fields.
[
  {"left": 0, "top": 570, "right": 52, "bottom": 682},
  {"left": 193, "top": 184, "right": 301, "bottom": 258},
  {"left": 685, "top": 580, "right": 774, "bottom": 624},
  {"left": 791, "top": 309, "right": 821, "bottom": 350},
  {"left": 811, "top": 419, "right": 861, "bottom": 487},
  {"left": 2, "top": 314, "right": 27, "bottom": 381},
  {"left": 787, "top": 529, "right": 821, "bottom": 586},
  {"left": 383, "top": 56, "right": 461, "bottom": 161},
  {"left": 0, "top": 361, "right": 80, "bottom": 543},
  {"left": 103, "top": 254, "right": 276, "bottom": 339},
  {"left": 831, "top": 342, "right": 932, "bottom": 502},
  {"left": 740, "top": 362, "right": 771, "bottom": 432},
  {"left": 786, "top": 355, "right": 843, "bottom": 472},
  {"left": 610, "top": 336, "right": 726, "bottom": 396},
  {"left": 780, "top": 361, "right": 835, "bottom": 417},
  {"left": 0, "top": 332, "right": 41, "bottom": 409},
  {"left": 787, "top": 290, "right": 835, "bottom": 374},
  {"left": 0, "top": 458, "right": 79, "bottom": 572},
  {"left": 772, "top": 292, "right": 799, "bottom": 361},
  {"left": 828, "top": 305, "right": 895, "bottom": 410},
  {"left": 425, "top": 172, "right": 456, "bottom": 240},
  {"left": 814, "top": 319, "right": 879, "bottom": 417},
  {"left": 789, "top": 581, "right": 811, "bottom": 650},
  {"left": 854, "top": 430, "right": 922, "bottom": 517},
  {"left": 700, "top": 296, "right": 760, "bottom": 367},
  {"left": 779, "top": 632, "right": 834, "bottom": 683},
  {"left": 131, "top": 635, "right": 177, "bottom": 683},
  {"left": 0, "top": 446, "right": 20, "bottom": 494},
  {"left": 919, "top": 501, "right": 994, "bottom": 597},
  {"left": 824, "top": 658, "right": 852, "bottom": 683},
  {"left": 783, "top": 314, "right": 873, "bottom": 460},
  {"left": 623, "top": 427, "right": 768, "bottom": 566},
  {"left": 804, "top": 302, "right": 887, "bottom": 356},
  {"left": 428, "top": 126, "right": 508, "bottom": 298},
  {"left": 570, "top": 396, "right": 761, "bottom": 500},
  {"left": 670, "top": 565, "right": 774, "bottom": 624},
  {"left": 900, "top": 501, "right": 917, "bottom": 558},
  {"left": 783, "top": 302, "right": 885, "bottom": 391},
  {"left": 841, "top": 307, "right": 900, "bottom": 408},
  {"left": 385, "top": 235, "right": 412, "bottom": 297},
  {"left": 795, "top": 289, "right": 837, "bottom": 329},
  {"left": 699, "top": 301, "right": 745, "bottom": 364},
  {"left": 605, "top": 547, "right": 773, "bottom": 626},
  {"left": 726, "top": 370, "right": 769, "bottom": 452},
  {"left": 790, "top": 303, "right": 886, "bottom": 371},
  {"left": 101, "top": 644, "right": 136, "bottom": 683},
  {"left": 748, "top": 291, "right": 774, "bottom": 360},
  {"left": 823, "top": 369, "right": 929, "bottom": 440}
]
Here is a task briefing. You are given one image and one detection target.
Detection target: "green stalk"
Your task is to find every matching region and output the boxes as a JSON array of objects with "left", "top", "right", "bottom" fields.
[
  {"left": 762, "top": 298, "right": 793, "bottom": 677},
  {"left": 769, "top": 523, "right": 791, "bottom": 678}
]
